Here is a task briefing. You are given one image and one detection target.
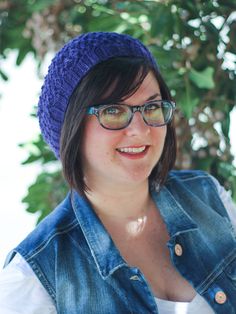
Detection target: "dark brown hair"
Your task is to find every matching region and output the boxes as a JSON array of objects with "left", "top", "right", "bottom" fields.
[{"left": 60, "top": 57, "right": 176, "bottom": 196}]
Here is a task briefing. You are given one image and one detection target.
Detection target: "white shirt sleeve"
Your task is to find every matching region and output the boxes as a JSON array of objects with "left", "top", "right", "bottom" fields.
[
  {"left": 210, "top": 175, "right": 236, "bottom": 233},
  {"left": 0, "top": 253, "right": 56, "bottom": 314},
  {"left": 0, "top": 177, "right": 236, "bottom": 314}
]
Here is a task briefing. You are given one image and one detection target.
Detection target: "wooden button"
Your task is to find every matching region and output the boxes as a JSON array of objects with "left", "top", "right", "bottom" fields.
[
  {"left": 215, "top": 291, "right": 227, "bottom": 304},
  {"left": 174, "top": 244, "right": 183, "bottom": 256}
]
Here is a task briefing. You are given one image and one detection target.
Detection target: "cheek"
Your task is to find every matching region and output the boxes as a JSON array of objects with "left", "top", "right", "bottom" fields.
[
  {"left": 82, "top": 119, "right": 120, "bottom": 161},
  {"left": 152, "top": 126, "right": 167, "bottom": 146},
  {"left": 81, "top": 120, "right": 99, "bottom": 161}
]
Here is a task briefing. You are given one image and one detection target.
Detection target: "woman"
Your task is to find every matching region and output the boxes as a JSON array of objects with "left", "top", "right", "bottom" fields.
[{"left": 1, "top": 32, "right": 236, "bottom": 314}]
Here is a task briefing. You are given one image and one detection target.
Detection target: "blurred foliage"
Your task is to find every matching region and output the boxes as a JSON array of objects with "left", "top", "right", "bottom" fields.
[{"left": 1, "top": 0, "right": 236, "bottom": 222}]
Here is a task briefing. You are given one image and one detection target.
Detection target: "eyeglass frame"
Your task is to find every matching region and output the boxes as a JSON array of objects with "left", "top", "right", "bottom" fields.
[{"left": 86, "top": 100, "right": 176, "bottom": 130}]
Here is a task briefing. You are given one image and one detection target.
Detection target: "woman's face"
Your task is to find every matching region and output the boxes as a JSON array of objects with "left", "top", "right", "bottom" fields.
[{"left": 81, "top": 71, "right": 167, "bottom": 188}]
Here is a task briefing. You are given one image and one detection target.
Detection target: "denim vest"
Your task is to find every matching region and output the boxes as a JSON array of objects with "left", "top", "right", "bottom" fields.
[{"left": 6, "top": 170, "right": 236, "bottom": 313}]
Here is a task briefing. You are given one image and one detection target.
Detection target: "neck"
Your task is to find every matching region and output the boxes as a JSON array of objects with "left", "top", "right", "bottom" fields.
[
  {"left": 85, "top": 179, "right": 157, "bottom": 241},
  {"left": 85, "top": 179, "right": 151, "bottom": 221}
]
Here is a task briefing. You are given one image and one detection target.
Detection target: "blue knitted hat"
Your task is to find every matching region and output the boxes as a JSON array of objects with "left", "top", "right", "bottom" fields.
[{"left": 37, "top": 32, "right": 158, "bottom": 158}]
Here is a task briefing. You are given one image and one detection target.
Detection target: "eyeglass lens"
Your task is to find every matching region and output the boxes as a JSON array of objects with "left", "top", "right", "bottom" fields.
[{"left": 99, "top": 101, "right": 173, "bottom": 130}]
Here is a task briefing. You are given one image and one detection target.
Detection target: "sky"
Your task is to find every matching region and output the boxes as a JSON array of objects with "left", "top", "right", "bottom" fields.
[{"left": 0, "top": 51, "right": 236, "bottom": 267}]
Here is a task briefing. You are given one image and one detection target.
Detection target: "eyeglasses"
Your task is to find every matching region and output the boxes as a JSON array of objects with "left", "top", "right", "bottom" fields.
[{"left": 87, "top": 100, "right": 176, "bottom": 130}]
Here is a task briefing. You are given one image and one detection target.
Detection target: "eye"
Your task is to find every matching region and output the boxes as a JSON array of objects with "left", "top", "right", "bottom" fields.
[
  {"left": 145, "top": 102, "right": 161, "bottom": 111},
  {"left": 102, "top": 105, "right": 126, "bottom": 116},
  {"left": 146, "top": 104, "right": 158, "bottom": 110},
  {"left": 104, "top": 106, "right": 120, "bottom": 115}
]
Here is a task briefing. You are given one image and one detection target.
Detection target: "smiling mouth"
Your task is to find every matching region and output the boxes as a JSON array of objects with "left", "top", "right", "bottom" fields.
[{"left": 116, "top": 146, "right": 148, "bottom": 154}]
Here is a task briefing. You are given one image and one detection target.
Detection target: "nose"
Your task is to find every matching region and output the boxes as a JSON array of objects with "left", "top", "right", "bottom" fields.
[{"left": 124, "top": 111, "right": 150, "bottom": 137}]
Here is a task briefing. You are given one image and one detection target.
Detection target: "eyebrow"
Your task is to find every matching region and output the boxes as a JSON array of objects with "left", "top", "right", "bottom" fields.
[
  {"left": 146, "top": 93, "right": 162, "bottom": 101},
  {"left": 117, "top": 92, "right": 162, "bottom": 106}
]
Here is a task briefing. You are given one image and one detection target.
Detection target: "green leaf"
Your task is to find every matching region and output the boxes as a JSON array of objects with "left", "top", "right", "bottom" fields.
[
  {"left": 194, "top": 156, "right": 212, "bottom": 171},
  {"left": 179, "top": 81, "right": 199, "bottom": 118},
  {"left": 221, "top": 114, "right": 231, "bottom": 138},
  {"left": 228, "top": 176, "right": 236, "bottom": 204},
  {"left": 0, "top": 69, "right": 8, "bottom": 81},
  {"left": 150, "top": 47, "right": 182, "bottom": 67},
  {"left": 189, "top": 67, "right": 215, "bottom": 89},
  {"left": 87, "top": 15, "right": 123, "bottom": 32},
  {"left": 16, "top": 43, "right": 33, "bottom": 66},
  {"left": 149, "top": 4, "right": 173, "bottom": 38},
  {"left": 21, "top": 154, "right": 42, "bottom": 165},
  {"left": 27, "top": 0, "right": 56, "bottom": 13},
  {"left": 92, "top": 4, "right": 115, "bottom": 15}
]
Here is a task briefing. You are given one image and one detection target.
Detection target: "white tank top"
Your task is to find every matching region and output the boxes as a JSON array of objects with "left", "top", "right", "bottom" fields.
[{"left": 155, "top": 294, "right": 214, "bottom": 314}]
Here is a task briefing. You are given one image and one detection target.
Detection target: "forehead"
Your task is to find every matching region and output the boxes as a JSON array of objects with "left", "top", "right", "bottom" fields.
[{"left": 124, "top": 71, "right": 161, "bottom": 105}]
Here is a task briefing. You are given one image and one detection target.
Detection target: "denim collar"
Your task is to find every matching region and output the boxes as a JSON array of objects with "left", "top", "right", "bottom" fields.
[
  {"left": 151, "top": 186, "right": 198, "bottom": 238},
  {"left": 71, "top": 187, "right": 198, "bottom": 279}
]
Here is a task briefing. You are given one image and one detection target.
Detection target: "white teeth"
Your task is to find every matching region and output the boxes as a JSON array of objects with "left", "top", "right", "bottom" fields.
[{"left": 118, "top": 146, "right": 146, "bottom": 153}]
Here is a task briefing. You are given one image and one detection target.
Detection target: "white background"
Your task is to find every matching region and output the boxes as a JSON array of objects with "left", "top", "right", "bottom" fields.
[
  {"left": 0, "top": 51, "right": 235, "bottom": 266},
  {"left": 0, "top": 52, "right": 43, "bottom": 266}
]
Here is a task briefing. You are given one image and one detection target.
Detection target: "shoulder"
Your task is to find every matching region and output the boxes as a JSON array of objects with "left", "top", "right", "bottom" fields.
[
  {"left": 164, "top": 169, "right": 224, "bottom": 211},
  {"left": 166, "top": 169, "right": 216, "bottom": 190},
  {"left": 0, "top": 253, "right": 56, "bottom": 313},
  {"left": 167, "top": 169, "right": 212, "bottom": 182},
  {"left": 4, "top": 192, "right": 86, "bottom": 301},
  {"left": 163, "top": 169, "right": 235, "bottom": 220},
  {"left": 9, "top": 192, "right": 80, "bottom": 263}
]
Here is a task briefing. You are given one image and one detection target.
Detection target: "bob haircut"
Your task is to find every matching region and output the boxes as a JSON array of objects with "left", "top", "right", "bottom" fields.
[{"left": 60, "top": 57, "right": 176, "bottom": 196}]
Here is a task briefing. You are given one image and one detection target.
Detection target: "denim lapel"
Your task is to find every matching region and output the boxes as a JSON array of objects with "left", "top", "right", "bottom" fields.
[{"left": 71, "top": 190, "right": 127, "bottom": 279}]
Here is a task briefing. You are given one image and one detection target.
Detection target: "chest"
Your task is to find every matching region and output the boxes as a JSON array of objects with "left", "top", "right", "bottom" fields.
[
  {"left": 109, "top": 204, "right": 197, "bottom": 303},
  {"left": 121, "top": 225, "right": 196, "bottom": 302}
]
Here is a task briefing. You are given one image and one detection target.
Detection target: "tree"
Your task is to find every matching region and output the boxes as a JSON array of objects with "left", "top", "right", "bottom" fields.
[{"left": 1, "top": 0, "right": 236, "bottom": 222}]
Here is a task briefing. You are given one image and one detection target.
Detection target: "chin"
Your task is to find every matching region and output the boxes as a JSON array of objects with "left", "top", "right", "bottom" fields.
[{"left": 122, "top": 169, "right": 153, "bottom": 184}]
